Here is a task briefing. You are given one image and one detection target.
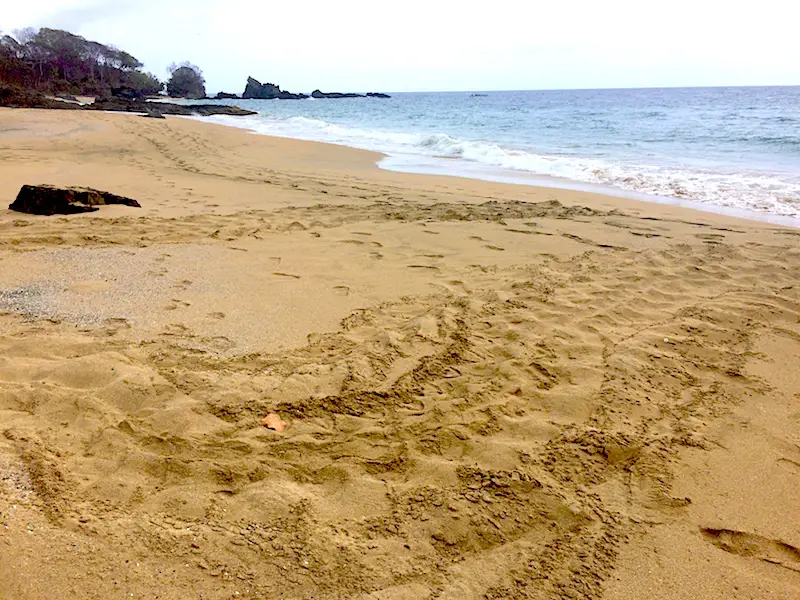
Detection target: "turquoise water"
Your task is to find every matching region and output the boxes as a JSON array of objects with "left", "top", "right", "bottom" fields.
[{"left": 188, "top": 87, "right": 800, "bottom": 221}]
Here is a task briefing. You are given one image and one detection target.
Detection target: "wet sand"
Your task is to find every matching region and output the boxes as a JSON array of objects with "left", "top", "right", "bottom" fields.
[{"left": 0, "top": 108, "right": 799, "bottom": 599}]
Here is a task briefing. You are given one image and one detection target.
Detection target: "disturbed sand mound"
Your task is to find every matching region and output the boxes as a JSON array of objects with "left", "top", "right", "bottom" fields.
[{"left": 1, "top": 199, "right": 799, "bottom": 599}]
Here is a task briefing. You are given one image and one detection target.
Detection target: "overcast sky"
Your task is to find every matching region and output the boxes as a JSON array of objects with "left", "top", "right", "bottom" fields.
[{"left": 3, "top": 0, "right": 799, "bottom": 93}]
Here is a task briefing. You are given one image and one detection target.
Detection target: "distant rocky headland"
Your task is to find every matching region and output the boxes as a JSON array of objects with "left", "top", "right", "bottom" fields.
[
  {"left": 0, "top": 27, "right": 389, "bottom": 117},
  {"left": 232, "top": 77, "right": 390, "bottom": 100}
]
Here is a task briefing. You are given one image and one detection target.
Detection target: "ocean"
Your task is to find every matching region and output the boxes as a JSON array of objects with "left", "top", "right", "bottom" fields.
[{"left": 187, "top": 86, "right": 800, "bottom": 223}]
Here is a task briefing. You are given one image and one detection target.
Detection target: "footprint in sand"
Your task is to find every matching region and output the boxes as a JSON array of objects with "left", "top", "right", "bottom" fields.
[
  {"left": 777, "top": 457, "right": 800, "bottom": 473},
  {"left": 203, "top": 335, "right": 235, "bottom": 351},
  {"left": 701, "top": 528, "right": 800, "bottom": 573},
  {"left": 273, "top": 272, "right": 301, "bottom": 279},
  {"left": 163, "top": 323, "right": 191, "bottom": 335},
  {"left": 470, "top": 235, "right": 486, "bottom": 241},
  {"left": 408, "top": 265, "right": 440, "bottom": 270},
  {"left": 333, "top": 285, "right": 350, "bottom": 296},
  {"left": 448, "top": 279, "right": 469, "bottom": 292},
  {"left": 485, "top": 245, "right": 505, "bottom": 251},
  {"left": 208, "top": 311, "right": 226, "bottom": 320},
  {"left": 165, "top": 299, "right": 191, "bottom": 311}
]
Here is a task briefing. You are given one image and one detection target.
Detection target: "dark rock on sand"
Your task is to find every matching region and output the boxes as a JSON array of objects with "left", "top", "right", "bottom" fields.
[
  {"left": 9, "top": 185, "right": 141, "bottom": 216},
  {"left": 242, "top": 77, "right": 308, "bottom": 100}
]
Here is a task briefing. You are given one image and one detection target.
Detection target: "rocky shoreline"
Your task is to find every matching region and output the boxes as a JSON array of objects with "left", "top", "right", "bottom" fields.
[
  {"left": 0, "top": 85, "right": 256, "bottom": 117},
  {"left": 1, "top": 74, "right": 391, "bottom": 116},
  {"left": 1, "top": 73, "right": 392, "bottom": 118}
]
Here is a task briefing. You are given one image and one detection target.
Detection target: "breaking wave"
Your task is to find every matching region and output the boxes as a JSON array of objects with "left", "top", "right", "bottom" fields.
[{"left": 200, "top": 113, "right": 800, "bottom": 219}]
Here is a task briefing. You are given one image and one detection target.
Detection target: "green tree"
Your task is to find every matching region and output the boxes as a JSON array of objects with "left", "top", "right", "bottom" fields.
[
  {"left": 123, "top": 70, "right": 163, "bottom": 95},
  {"left": 0, "top": 25, "right": 163, "bottom": 98},
  {"left": 166, "top": 62, "right": 205, "bottom": 99}
]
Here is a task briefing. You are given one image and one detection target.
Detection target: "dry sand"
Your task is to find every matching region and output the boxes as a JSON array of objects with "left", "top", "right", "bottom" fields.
[{"left": 0, "top": 108, "right": 798, "bottom": 599}]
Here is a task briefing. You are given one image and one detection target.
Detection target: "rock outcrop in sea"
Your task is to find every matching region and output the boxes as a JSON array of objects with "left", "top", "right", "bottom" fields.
[
  {"left": 243, "top": 77, "right": 390, "bottom": 100},
  {"left": 242, "top": 77, "right": 309, "bottom": 100},
  {"left": 311, "top": 90, "right": 362, "bottom": 99},
  {"left": 310, "top": 90, "right": 389, "bottom": 99}
]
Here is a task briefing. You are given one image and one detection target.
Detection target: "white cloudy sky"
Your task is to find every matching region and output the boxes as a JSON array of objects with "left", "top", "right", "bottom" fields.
[{"left": 3, "top": 0, "right": 799, "bottom": 93}]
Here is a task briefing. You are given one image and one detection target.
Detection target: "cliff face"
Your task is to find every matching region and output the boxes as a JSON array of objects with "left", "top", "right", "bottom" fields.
[{"left": 242, "top": 77, "right": 308, "bottom": 100}]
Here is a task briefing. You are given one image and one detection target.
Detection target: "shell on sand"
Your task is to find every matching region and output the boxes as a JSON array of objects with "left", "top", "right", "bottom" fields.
[{"left": 260, "top": 413, "right": 287, "bottom": 432}]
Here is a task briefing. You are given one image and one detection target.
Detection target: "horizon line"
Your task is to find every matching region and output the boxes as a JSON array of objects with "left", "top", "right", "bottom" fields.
[{"left": 207, "top": 83, "right": 800, "bottom": 95}]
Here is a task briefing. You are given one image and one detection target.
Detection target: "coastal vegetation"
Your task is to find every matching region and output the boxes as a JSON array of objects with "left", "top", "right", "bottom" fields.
[
  {"left": 0, "top": 26, "right": 253, "bottom": 116},
  {"left": 0, "top": 27, "right": 163, "bottom": 97},
  {"left": 1, "top": 27, "right": 390, "bottom": 103},
  {"left": 166, "top": 62, "right": 206, "bottom": 99}
]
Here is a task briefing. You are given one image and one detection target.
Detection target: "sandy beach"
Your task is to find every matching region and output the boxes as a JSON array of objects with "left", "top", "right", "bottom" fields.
[{"left": 1, "top": 108, "right": 799, "bottom": 599}]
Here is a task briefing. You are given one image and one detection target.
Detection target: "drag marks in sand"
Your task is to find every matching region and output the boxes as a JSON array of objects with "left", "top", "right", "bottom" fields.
[{"left": 1, "top": 195, "right": 799, "bottom": 598}]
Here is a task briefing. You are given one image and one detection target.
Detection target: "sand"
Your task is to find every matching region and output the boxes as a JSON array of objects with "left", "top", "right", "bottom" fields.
[{"left": 0, "top": 107, "right": 798, "bottom": 599}]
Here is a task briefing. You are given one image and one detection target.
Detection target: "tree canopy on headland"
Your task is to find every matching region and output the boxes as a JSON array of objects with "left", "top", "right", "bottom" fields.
[
  {"left": 0, "top": 27, "right": 164, "bottom": 97},
  {"left": 1, "top": 26, "right": 390, "bottom": 102},
  {"left": 166, "top": 62, "right": 206, "bottom": 99}
]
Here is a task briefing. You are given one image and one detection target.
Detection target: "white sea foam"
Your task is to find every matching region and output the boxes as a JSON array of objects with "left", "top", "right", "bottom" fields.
[{"left": 199, "top": 113, "right": 800, "bottom": 220}]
